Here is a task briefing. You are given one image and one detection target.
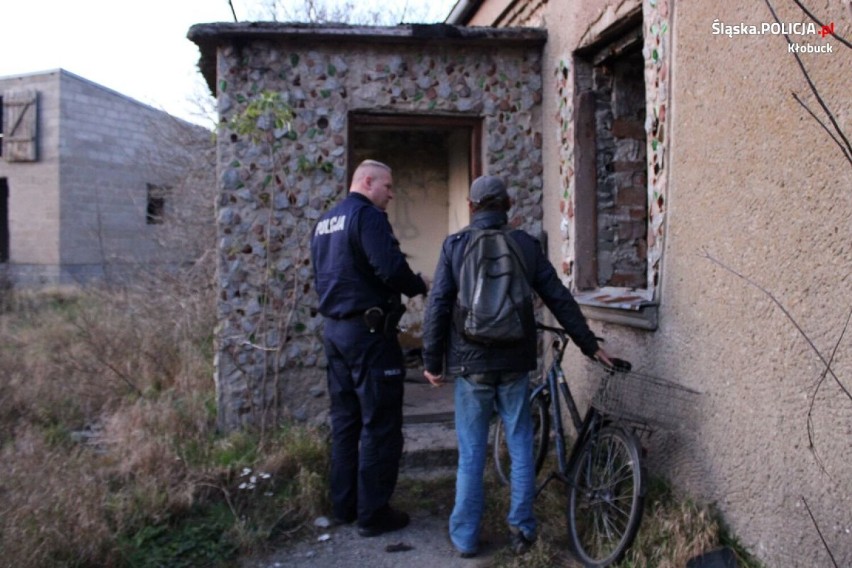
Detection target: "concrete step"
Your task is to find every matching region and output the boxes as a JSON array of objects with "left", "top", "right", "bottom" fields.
[
  {"left": 401, "top": 378, "right": 457, "bottom": 476},
  {"left": 400, "top": 420, "right": 458, "bottom": 476}
]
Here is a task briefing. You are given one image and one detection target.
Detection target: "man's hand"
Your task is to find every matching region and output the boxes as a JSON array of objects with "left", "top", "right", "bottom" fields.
[
  {"left": 423, "top": 369, "right": 444, "bottom": 387},
  {"left": 594, "top": 348, "right": 614, "bottom": 368},
  {"left": 594, "top": 348, "right": 632, "bottom": 372}
]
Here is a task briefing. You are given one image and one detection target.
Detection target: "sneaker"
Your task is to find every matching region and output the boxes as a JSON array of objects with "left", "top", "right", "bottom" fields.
[
  {"left": 357, "top": 508, "right": 410, "bottom": 537},
  {"left": 508, "top": 528, "right": 535, "bottom": 555}
]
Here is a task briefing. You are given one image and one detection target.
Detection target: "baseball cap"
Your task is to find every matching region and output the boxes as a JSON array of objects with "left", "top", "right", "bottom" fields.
[{"left": 469, "top": 175, "right": 508, "bottom": 204}]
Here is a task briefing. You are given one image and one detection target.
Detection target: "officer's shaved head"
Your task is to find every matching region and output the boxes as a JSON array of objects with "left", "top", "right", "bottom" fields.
[
  {"left": 352, "top": 160, "right": 392, "bottom": 185},
  {"left": 351, "top": 160, "right": 394, "bottom": 211}
]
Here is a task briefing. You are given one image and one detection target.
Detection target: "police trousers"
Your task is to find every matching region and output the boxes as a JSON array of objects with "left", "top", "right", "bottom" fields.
[{"left": 322, "top": 317, "right": 406, "bottom": 526}]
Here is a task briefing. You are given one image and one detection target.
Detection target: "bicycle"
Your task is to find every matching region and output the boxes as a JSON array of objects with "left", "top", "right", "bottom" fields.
[{"left": 492, "top": 323, "right": 643, "bottom": 567}]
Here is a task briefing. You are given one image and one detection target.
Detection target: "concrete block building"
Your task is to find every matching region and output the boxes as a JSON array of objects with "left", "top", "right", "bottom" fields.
[{"left": 0, "top": 69, "right": 212, "bottom": 286}]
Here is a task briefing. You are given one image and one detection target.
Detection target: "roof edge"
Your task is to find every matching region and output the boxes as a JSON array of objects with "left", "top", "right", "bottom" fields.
[{"left": 187, "top": 22, "right": 547, "bottom": 95}]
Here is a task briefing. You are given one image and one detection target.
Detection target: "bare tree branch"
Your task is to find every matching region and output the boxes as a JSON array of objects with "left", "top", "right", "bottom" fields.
[
  {"left": 763, "top": 0, "right": 852, "bottom": 164},
  {"left": 792, "top": 93, "right": 852, "bottom": 166},
  {"left": 790, "top": 0, "right": 852, "bottom": 49},
  {"left": 700, "top": 249, "right": 852, "bottom": 404},
  {"left": 806, "top": 308, "right": 851, "bottom": 474},
  {"left": 801, "top": 496, "right": 840, "bottom": 568}
]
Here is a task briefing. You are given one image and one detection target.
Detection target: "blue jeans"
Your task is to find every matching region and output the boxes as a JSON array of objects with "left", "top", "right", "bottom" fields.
[{"left": 449, "top": 374, "right": 536, "bottom": 554}]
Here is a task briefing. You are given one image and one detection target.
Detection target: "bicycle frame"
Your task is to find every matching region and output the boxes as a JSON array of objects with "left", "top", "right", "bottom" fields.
[
  {"left": 490, "top": 324, "right": 645, "bottom": 566},
  {"left": 533, "top": 325, "right": 609, "bottom": 496}
]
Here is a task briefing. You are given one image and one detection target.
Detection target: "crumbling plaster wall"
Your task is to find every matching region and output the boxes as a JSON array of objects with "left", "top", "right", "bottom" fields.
[
  {"left": 212, "top": 34, "right": 546, "bottom": 431},
  {"left": 532, "top": 0, "right": 851, "bottom": 564}
]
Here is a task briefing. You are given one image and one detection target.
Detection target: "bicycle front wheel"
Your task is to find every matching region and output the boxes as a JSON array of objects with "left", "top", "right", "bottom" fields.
[
  {"left": 566, "top": 425, "right": 644, "bottom": 567},
  {"left": 492, "top": 389, "right": 550, "bottom": 486}
]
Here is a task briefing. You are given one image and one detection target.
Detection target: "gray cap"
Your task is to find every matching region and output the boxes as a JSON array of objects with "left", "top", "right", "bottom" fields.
[{"left": 469, "top": 175, "right": 508, "bottom": 204}]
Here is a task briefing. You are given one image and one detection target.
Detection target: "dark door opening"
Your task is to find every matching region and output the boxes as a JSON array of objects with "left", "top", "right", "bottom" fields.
[
  {"left": 0, "top": 179, "right": 8, "bottom": 263},
  {"left": 348, "top": 114, "right": 482, "bottom": 280}
]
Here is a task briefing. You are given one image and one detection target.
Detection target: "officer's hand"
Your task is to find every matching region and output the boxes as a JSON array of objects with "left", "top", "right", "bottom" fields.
[{"left": 423, "top": 369, "right": 444, "bottom": 387}]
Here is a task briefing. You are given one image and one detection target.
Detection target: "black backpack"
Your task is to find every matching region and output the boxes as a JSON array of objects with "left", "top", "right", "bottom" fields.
[{"left": 454, "top": 228, "right": 535, "bottom": 345}]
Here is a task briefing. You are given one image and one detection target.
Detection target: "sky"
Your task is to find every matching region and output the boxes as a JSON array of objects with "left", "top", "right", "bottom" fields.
[{"left": 0, "top": 0, "right": 456, "bottom": 126}]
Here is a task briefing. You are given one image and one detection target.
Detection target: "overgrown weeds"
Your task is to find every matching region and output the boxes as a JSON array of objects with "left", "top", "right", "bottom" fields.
[{"left": 0, "top": 276, "right": 329, "bottom": 568}]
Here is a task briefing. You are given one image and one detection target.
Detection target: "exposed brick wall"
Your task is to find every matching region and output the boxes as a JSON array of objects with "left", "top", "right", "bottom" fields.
[
  {"left": 592, "top": 49, "right": 647, "bottom": 289},
  {"left": 555, "top": 2, "right": 668, "bottom": 303}
]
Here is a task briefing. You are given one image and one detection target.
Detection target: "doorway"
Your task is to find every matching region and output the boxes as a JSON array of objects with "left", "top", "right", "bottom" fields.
[
  {"left": 349, "top": 113, "right": 482, "bottom": 279},
  {"left": 0, "top": 179, "right": 8, "bottom": 263},
  {"left": 348, "top": 114, "right": 482, "bottom": 420}
]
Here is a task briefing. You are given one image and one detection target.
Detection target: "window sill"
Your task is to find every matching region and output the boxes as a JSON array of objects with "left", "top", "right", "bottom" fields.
[{"left": 574, "top": 288, "right": 658, "bottom": 331}]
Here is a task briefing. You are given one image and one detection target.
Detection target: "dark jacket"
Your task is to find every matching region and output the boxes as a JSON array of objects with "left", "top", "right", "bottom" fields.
[
  {"left": 311, "top": 192, "right": 427, "bottom": 319},
  {"left": 422, "top": 210, "right": 599, "bottom": 376}
]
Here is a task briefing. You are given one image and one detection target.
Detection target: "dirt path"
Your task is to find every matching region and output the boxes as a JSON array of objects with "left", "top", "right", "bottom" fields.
[{"left": 241, "top": 509, "right": 502, "bottom": 568}]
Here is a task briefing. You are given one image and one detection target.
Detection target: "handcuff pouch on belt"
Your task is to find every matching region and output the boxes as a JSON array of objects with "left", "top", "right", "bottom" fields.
[
  {"left": 363, "top": 307, "right": 385, "bottom": 334},
  {"left": 363, "top": 304, "right": 407, "bottom": 334}
]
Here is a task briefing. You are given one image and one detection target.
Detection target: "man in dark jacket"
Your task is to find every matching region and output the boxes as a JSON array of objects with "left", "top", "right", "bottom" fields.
[
  {"left": 422, "top": 175, "right": 614, "bottom": 558},
  {"left": 311, "top": 159, "right": 429, "bottom": 537}
]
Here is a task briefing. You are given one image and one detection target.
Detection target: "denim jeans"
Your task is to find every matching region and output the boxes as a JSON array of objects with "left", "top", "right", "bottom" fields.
[{"left": 449, "top": 374, "right": 536, "bottom": 554}]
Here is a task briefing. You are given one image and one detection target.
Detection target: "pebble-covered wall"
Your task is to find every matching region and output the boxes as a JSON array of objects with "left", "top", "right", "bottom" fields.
[{"left": 203, "top": 27, "right": 547, "bottom": 431}]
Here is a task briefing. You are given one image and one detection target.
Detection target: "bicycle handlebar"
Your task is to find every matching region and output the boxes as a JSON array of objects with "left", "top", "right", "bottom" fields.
[{"left": 535, "top": 322, "right": 632, "bottom": 373}]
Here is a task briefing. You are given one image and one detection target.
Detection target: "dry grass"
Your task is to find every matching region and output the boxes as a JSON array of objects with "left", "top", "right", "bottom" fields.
[
  {"left": 0, "top": 275, "right": 761, "bottom": 567},
  {"left": 470, "top": 456, "right": 759, "bottom": 568},
  {"left": 0, "top": 273, "right": 330, "bottom": 568}
]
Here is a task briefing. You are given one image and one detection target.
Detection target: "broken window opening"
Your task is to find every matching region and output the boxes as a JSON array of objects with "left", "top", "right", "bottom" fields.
[
  {"left": 0, "top": 179, "right": 8, "bottom": 262},
  {"left": 146, "top": 183, "right": 169, "bottom": 225},
  {"left": 574, "top": 18, "right": 648, "bottom": 292}
]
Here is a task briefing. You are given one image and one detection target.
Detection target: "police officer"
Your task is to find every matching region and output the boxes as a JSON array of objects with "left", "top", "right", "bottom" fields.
[{"left": 311, "top": 159, "right": 429, "bottom": 537}]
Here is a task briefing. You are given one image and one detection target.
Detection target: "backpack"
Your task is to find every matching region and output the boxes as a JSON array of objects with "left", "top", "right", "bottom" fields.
[{"left": 454, "top": 228, "right": 535, "bottom": 345}]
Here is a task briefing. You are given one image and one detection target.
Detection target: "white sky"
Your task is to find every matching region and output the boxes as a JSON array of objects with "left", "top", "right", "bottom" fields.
[{"left": 0, "top": 0, "right": 456, "bottom": 126}]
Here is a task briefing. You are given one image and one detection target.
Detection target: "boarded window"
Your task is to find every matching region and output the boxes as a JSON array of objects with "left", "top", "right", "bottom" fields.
[
  {"left": 574, "top": 19, "right": 647, "bottom": 291},
  {"left": 2, "top": 90, "right": 38, "bottom": 162},
  {"left": 146, "top": 183, "right": 169, "bottom": 224}
]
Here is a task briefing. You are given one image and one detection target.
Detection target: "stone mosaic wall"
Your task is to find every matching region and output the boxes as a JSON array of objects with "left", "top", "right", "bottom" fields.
[{"left": 213, "top": 39, "right": 545, "bottom": 431}]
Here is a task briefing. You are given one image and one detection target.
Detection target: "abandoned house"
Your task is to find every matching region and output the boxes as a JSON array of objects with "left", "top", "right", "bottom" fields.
[
  {"left": 0, "top": 69, "right": 213, "bottom": 286},
  {"left": 189, "top": 0, "right": 851, "bottom": 564}
]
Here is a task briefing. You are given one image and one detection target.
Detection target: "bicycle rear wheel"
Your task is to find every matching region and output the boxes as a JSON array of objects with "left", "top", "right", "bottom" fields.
[
  {"left": 493, "top": 389, "right": 550, "bottom": 486},
  {"left": 566, "top": 425, "right": 644, "bottom": 567}
]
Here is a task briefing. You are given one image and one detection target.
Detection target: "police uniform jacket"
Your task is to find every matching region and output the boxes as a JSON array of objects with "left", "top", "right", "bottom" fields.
[
  {"left": 422, "top": 210, "right": 600, "bottom": 377},
  {"left": 311, "top": 192, "right": 427, "bottom": 319}
]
